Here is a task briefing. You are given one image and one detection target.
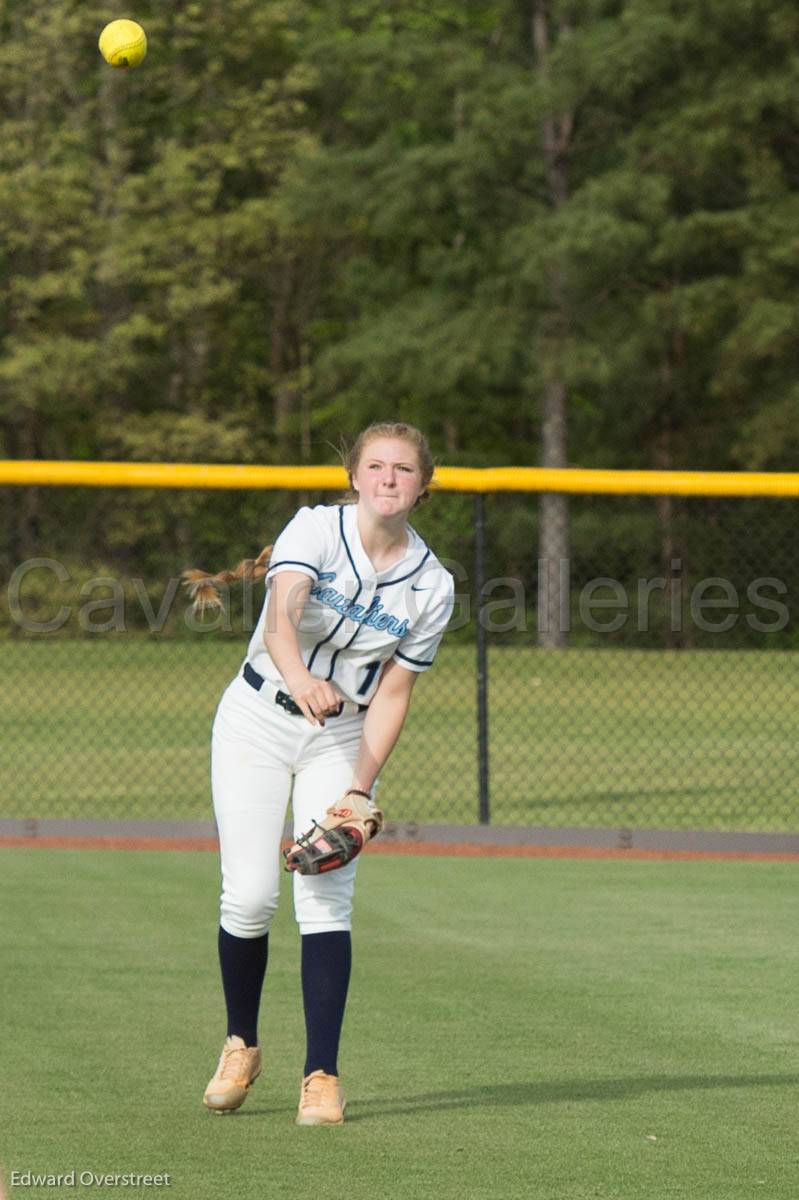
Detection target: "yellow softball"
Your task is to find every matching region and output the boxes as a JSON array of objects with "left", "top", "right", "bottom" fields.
[{"left": 98, "top": 19, "right": 147, "bottom": 69}]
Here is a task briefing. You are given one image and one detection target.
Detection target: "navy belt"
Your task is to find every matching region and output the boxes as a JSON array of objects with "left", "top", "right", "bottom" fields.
[{"left": 243, "top": 662, "right": 367, "bottom": 716}]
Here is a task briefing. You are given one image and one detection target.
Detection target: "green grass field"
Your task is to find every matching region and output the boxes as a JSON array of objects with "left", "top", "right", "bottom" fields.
[
  {"left": 1, "top": 641, "right": 798, "bottom": 830},
  {"left": 1, "top": 848, "right": 797, "bottom": 1200}
]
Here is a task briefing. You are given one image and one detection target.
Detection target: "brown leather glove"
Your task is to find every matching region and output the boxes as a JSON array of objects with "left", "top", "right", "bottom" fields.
[{"left": 283, "top": 789, "right": 384, "bottom": 875}]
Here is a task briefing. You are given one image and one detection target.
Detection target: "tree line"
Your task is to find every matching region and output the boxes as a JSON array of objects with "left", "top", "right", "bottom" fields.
[{"left": 2, "top": 0, "right": 798, "bottom": 645}]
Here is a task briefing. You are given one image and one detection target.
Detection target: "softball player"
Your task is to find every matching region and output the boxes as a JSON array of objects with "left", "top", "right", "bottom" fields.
[{"left": 187, "top": 422, "right": 454, "bottom": 1126}]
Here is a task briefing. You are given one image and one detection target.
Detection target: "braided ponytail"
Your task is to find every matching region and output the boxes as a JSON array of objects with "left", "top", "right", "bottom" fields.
[{"left": 182, "top": 545, "right": 273, "bottom": 615}]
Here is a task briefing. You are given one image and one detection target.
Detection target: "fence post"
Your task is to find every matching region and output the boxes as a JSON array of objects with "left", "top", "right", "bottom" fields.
[{"left": 474, "top": 493, "right": 490, "bottom": 824}]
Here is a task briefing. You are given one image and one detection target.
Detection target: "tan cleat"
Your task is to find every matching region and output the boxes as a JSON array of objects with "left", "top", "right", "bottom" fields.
[
  {"left": 296, "top": 1069, "right": 346, "bottom": 1126},
  {"left": 203, "top": 1035, "right": 262, "bottom": 1113}
]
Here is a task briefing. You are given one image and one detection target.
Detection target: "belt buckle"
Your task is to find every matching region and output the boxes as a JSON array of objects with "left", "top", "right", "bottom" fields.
[{"left": 275, "top": 690, "right": 303, "bottom": 717}]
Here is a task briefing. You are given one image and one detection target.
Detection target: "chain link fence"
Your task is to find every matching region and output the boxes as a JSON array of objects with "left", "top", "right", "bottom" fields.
[{"left": 1, "top": 484, "right": 798, "bottom": 834}]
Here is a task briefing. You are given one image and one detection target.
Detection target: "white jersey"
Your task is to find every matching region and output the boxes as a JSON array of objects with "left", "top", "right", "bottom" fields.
[{"left": 245, "top": 503, "right": 454, "bottom": 705}]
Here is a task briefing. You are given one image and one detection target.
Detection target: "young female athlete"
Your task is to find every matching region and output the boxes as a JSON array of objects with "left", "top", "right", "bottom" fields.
[{"left": 184, "top": 422, "right": 454, "bottom": 1126}]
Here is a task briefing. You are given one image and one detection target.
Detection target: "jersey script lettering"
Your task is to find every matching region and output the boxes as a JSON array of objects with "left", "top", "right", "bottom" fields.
[{"left": 310, "top": 573, "right": 410, "bottom": 638}]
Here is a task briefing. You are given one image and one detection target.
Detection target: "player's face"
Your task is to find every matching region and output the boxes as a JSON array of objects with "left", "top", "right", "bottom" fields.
[{"left": 352, "top": 438, "right": 424, "bottom": 519}]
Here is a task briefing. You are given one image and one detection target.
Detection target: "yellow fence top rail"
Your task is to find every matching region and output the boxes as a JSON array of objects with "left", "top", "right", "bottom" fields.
[{"left": 2, "top": 460, "right": 799, "bottom": 498}]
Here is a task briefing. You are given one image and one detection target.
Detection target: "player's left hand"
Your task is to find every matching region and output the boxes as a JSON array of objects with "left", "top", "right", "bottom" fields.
[{"left": 283, "top": 789, "right": 384, "bottom": 875}]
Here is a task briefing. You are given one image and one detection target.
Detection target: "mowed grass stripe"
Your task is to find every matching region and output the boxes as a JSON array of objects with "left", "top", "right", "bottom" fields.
[
  {"left": 0, "top": 850, "right": 796, "bottom": 1200},
  {"left": 1, "top": 641, "right": 798, "bottom": 829}
]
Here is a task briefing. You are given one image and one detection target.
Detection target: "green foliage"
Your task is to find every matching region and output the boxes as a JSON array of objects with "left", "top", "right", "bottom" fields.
[{"left": 3, "top": 0, "right": 799, "bottom": 599}]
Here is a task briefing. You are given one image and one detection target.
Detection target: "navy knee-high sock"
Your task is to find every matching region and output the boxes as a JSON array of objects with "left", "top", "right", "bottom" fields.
[
  {"left": 301, "top": 931, "right": 352, "bottom": 1077},
  {"left": 218, "top": 926, "right": 269, "bottom": 1048}
]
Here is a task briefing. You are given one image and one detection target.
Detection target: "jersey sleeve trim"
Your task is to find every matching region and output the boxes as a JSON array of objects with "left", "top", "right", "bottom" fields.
[
  {"left": 395, "top": 649, "right": 434, "bottom": 667},
  {"left": 267, "top": 559, "right": 321, "bottom": 577}
]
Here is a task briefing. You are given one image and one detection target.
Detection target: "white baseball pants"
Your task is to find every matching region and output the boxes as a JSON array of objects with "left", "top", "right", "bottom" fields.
[{"left": 211, "top": 673, "right": 367, "bottom": 939}]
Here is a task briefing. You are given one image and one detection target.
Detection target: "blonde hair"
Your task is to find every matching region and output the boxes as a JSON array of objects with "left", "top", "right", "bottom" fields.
[
  {"left": 340, "top": 421, "right": 436, "bottom": 507},
  {"left": 182, "top": 545, "right": 273, "bottom": 616},
  {"left": 183, "top": 423, "right": 437, "bottom": 614}
]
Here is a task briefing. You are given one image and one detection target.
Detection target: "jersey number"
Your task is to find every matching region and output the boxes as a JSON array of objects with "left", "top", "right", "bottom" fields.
[{"left": 357, "top": 660, "right": 381, "bottom": 696}]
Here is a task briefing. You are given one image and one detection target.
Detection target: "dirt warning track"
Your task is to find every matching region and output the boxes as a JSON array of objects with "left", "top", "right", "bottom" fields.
[{"left": 0, "top": 835, "right": 797, "bottom": 862}]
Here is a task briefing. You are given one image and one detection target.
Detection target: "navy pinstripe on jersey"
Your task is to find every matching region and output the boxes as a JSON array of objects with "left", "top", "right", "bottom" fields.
[{"left": 307, "top": 507, "right": 363, "bottom": 672}]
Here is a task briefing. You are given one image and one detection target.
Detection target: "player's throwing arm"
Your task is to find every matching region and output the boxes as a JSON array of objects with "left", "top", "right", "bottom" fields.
[{"left": 263, "top": 571, "right": 348, "bottom": 727}]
